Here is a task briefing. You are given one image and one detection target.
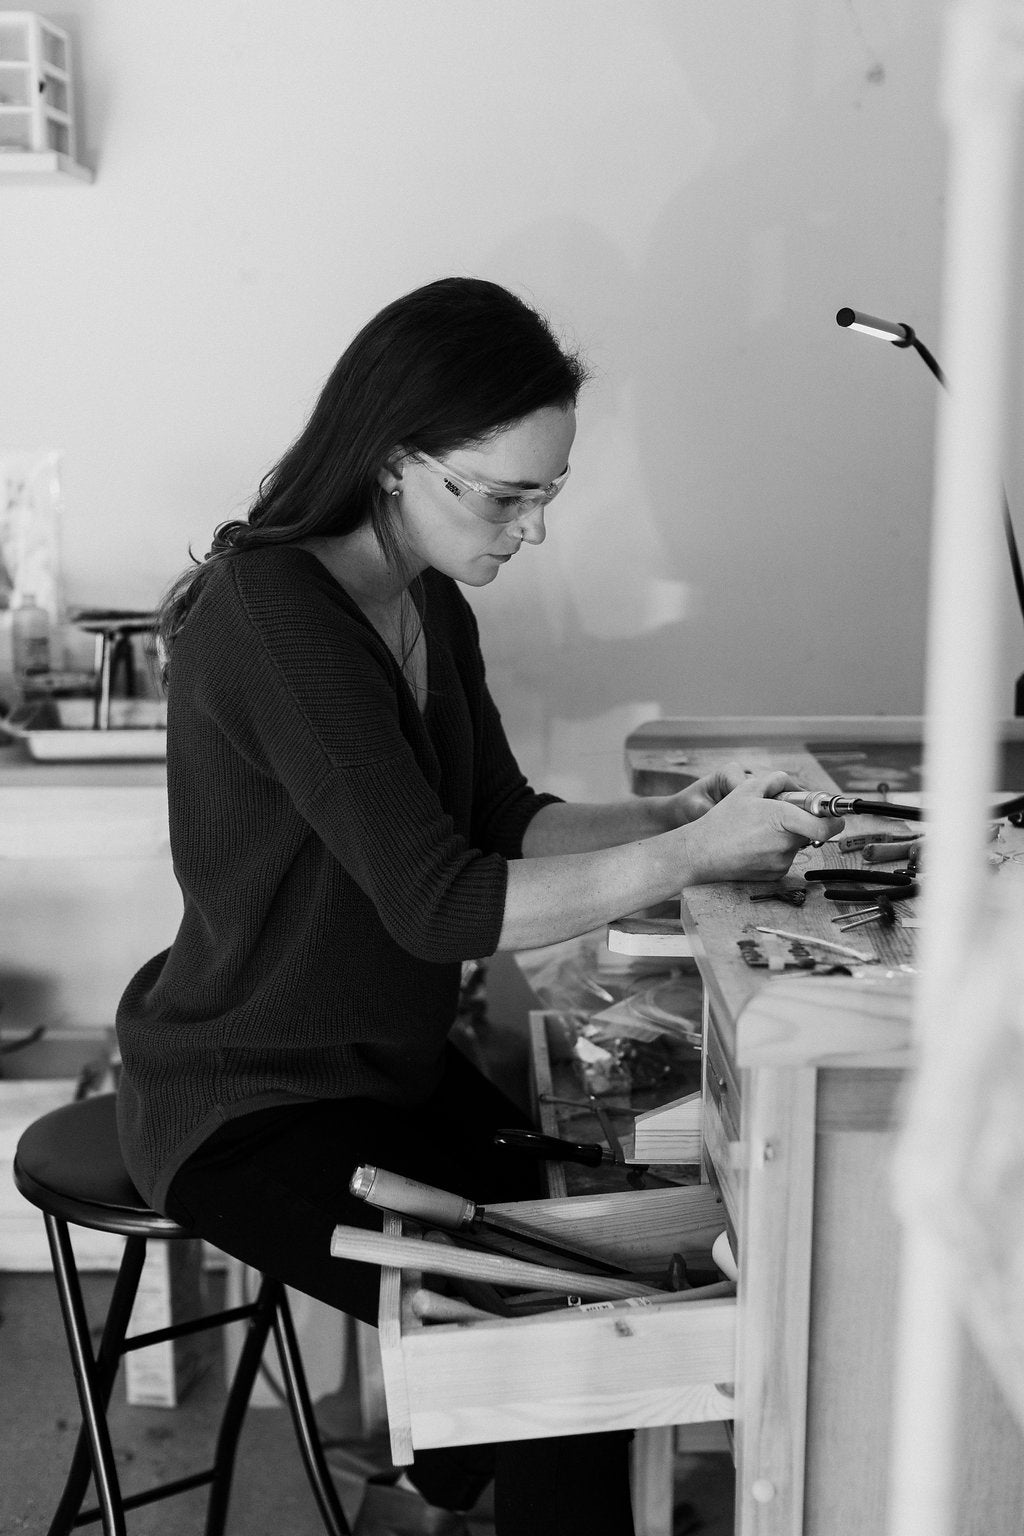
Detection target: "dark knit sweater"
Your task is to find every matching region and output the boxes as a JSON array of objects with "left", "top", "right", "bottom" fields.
[{"left": 115, "top": 546, "right": 558, "bottom": 1210}]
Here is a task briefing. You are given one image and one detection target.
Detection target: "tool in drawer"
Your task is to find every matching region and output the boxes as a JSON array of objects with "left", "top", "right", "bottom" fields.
[
  {"left": 492, "top": 1127, "right": 617, "bottom": 1168},
  {"left": 493, "top": 1123, "right": 658, "bottom": 1190},
  {"left": 331, "top": 1221, "right": 663, "bottom": 1300},
  {"left": 349, "top": 1163, "right": 637, "bottom": 1278}
]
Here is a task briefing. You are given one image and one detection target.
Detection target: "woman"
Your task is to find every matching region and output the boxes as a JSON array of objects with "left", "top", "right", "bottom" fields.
[{"left": 116, "top": 277, "right": 838, "bottom": 1535}]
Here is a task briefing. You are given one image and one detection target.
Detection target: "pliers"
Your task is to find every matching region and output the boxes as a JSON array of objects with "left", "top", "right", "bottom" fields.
[
  {"left": 803, "top": 867, "right": 916, "bottom": 889},
  {"left": 819, "top": 881, "right": 919, "bottom": 903}
]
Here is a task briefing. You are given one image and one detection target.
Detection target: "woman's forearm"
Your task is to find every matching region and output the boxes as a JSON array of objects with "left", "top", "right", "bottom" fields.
[
  {"left": 498, "top": 774, "right": 845, "bottom": 953},
  {"left": 520, "top": 796, "right": 674, "bottom": 857},
  {"left": 497, "top": 830, "right": 689, "bottom": 952}
]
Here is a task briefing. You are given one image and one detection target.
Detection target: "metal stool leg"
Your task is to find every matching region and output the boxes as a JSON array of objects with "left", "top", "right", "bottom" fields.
[
  {"left": 44, "top": 1217, "right": 146, "bottom": 1536},
  {"left": 203, "top": 1274, "right": 280, "bottom": 1536},
  {"left": 271, "top": 1284, "right": 352, "bottom": 1536}
]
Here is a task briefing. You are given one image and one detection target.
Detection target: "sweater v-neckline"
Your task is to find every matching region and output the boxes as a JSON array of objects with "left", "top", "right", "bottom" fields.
[{"left": 292, "top": 548, "right": 432, "bottom": 718}]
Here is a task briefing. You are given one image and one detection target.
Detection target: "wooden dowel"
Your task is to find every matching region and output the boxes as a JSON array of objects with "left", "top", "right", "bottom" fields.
[{"left": 330, "top": 1223, "right": 662, "bottom": 1300}]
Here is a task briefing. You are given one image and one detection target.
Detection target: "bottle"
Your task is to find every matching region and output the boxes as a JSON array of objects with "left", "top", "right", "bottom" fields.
[{"left": 12, "top": 594, "right": 51, "bottom": 680}]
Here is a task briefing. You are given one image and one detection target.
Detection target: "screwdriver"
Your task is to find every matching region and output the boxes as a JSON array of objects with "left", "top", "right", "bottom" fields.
[{"left": 348, "top": 1163, "right": 635, "bottom": 1278}]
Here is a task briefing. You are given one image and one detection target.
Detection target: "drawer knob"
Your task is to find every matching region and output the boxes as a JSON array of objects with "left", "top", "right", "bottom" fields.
[{"left": 751, "top": 1479, "right": 776, "bottom": 1504}]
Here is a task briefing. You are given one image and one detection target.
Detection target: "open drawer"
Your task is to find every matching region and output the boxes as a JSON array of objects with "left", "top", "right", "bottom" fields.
[{"left": 373, "top": 1182, "right": 736, "bottom": 1465}]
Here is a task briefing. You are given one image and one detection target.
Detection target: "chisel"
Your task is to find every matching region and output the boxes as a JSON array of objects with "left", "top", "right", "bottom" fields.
[{"left": 348, "top": 1163, "right": 637, "bottom": 1279}]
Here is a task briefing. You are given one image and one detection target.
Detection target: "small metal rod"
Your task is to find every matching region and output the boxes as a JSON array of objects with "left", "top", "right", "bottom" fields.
[{"left": 753, "top": 925, "right": 876, "bottom": 963}]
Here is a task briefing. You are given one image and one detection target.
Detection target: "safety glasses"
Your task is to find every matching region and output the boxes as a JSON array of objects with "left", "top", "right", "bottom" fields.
[{"left": 415, "top": 451, "right": 570, "bottom": 526}]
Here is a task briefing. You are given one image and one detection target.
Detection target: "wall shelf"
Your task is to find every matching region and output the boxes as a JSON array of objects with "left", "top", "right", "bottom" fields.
[
  {"left": 0, "top": 149, "right": 92, "bottom": 183},
  {"left": 0, "top": 12, "right": 90, "bottom": 183}
]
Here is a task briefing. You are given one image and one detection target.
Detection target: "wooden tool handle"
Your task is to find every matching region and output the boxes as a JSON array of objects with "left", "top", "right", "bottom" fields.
[
  {"left": 350, "top": 1164, "right": 475, "bottom": 1228},
  {"left": 330, "top": 1223, "right": 661, "bottom": 1300}
]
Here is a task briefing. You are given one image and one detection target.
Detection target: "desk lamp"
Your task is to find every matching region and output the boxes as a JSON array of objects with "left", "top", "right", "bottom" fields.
[{"left": 836, "top": 306, "right": 1024, "bottom": 715}]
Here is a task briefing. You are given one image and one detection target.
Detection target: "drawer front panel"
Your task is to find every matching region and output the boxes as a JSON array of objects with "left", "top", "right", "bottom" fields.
[{"left": 400, "top": 1299, "right": 737, "bottom": 1449}]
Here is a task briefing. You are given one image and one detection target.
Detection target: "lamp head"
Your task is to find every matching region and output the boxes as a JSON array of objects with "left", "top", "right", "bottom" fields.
[{"left": 836, "top": 308, "right": 912, "bottom": 344}]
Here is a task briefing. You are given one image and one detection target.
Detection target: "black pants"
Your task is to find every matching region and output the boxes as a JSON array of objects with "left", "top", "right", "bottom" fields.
[{"left": 165, "top": 1045, "right": 636, "bottom": 1536}]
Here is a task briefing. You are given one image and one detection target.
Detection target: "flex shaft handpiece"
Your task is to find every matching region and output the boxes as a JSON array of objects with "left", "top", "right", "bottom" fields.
[
  {"left": 776, "top": 789, "right": 925, "bottom": 822},
  {"left": 348, "top": 1163, "right": 633, "bottom": 1278},
  {"left": 780, "top": 788, "right": 1024, "bottom": 823}
]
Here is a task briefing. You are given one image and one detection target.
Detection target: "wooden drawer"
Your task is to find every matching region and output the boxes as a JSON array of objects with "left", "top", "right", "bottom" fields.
[{"left": 375, "top": 1184, "right": 735, "bottom": 1465}]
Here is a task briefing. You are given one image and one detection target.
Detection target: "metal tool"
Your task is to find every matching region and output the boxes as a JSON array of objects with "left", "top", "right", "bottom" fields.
[
  {"left": 835, "top": 900, "right": 900, "bottom": 931},
  {"left": 749, "top": 885, "right": 807, "bottom": 906},
  {"left": 753, "top": 924, "right": 876, "bottom": 963},
  {"left": 349, "top": 1164, "right": 633, "bottom": 1278},
  {"left": 822, "top": 881, "right": 919, "bottom": 903},
  {"left": 587, "top": 1091, "right": 628, "bottom": 1163},
  {"left": 587, "top": 1093, "right": 655, "bottom": 1190},
  {"left": 804, "top": 867, "right": 916, "bottom": 888}
]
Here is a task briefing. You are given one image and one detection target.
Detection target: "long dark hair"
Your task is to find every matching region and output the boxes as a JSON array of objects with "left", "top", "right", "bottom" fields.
[{"left": 157, "top": 277, "right": 588, "bottom": 669}]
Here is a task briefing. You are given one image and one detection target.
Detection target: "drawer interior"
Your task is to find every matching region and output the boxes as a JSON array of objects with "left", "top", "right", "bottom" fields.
[{"left": 377, "top": 1183, "right": 735, "bottom": 1463}]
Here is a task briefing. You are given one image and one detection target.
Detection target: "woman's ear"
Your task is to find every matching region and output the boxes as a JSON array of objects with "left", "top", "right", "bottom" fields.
[{"left": 377, "top": 454, "right": 405, "bottom": 496}]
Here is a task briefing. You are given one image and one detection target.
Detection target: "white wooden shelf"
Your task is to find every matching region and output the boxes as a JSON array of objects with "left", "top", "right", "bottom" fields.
[
  {"left": 0, "top": 13, "right": 89, "bottom": 181},
  {"left": 0, "top": 149, "right": 92, "bottom": 182}
]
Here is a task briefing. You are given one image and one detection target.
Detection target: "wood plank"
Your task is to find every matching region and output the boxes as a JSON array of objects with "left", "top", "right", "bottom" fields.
[
  {"left": 485, "top": 1184, "right": 727, "bottom": 1265},
  {"left": 734, "top": 1067, "right": 817, "bottom": 1536},
  {"left": 376, "top": 1212, "right": 417, "bottom": 1466},
  {"left": 632, "top": 1425, "right": 676, "bottom": 1536},
  {"left": 802, "top": 1127, "right": 898, "bottom": 1534},
  {"left": 529, "top": 1013, "right": 567, "bottom": 1198},
  {"left": 815, "top": 1068, "right": 904, "bottom": 1132},
  {"left": 736, "top": 976, "right": 914, "bottom": 1070}
]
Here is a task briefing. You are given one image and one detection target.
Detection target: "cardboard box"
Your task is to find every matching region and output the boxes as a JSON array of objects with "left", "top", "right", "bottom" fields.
[
  {"left": 124, "top": 1238, "right": 210, "bottom": 1407},
  {"left": 0, "top": 1027, "right": 123, "bottom": 1271}
]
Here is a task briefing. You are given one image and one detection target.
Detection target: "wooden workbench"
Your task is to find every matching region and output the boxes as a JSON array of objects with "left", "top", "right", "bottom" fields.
[
  {"left": 622, "top": 716, "right": 1024, "bottom": 1536},
  {"left": 360, "top": 717, "right": 1024, "bottom": 1535}
]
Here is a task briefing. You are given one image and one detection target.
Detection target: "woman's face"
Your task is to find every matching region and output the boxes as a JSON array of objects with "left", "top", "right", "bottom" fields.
[{"left": 389, "top": 404, "right": 577, "bottom": 586}]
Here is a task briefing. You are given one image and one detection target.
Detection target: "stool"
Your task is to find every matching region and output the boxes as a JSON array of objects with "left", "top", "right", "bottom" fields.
[{"left": 12, "top": 1093, "right": 351, "bottom": 1536}]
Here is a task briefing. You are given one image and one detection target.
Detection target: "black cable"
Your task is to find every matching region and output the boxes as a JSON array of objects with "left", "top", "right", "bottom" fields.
[
  {"left": 840, "top": 307, "right": 1024, "bottom": 713},
  {"left": 890, "top": 320, "right": 1024, "bottom": 632},
  {"left": 815, "top": 792, "right": 1024, "bottom": 823}
]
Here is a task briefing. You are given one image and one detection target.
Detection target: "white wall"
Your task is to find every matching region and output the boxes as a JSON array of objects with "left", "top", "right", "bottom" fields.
[{"left": 4, "top": 0, "right": 1018, "bottom": 799}]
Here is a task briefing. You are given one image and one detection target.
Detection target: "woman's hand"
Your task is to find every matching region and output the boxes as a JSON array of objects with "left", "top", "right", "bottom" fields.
[
  {"left": 663, "top": 762, "right": 812, "bottom": 828},
  {"left": 678, "top": 771, "right": 845, "bottom": 884}
]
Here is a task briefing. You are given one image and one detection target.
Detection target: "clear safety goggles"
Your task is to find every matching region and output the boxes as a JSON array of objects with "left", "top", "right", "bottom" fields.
[{"left": 415, "top": 450, "right": 570, "bottom": 526}]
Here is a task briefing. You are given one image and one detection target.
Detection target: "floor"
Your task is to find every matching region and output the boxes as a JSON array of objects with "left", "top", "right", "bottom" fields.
[{"left": 0, "top": 1268, "right": 734, "bottom": 1535}]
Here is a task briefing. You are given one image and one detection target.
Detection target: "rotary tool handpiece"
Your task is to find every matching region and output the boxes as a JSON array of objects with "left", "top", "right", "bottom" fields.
[{"left": 776, "top": 789, "right": 845, "bottom": 817}]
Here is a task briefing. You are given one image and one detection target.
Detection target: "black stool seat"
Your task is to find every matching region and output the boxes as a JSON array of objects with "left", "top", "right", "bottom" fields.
[
  {"left": 13, "top": 1092, "right": 350, "bottom": 1536},
  {"left": 14, "top": 1093, "right": 180, "bottom": 1234}
]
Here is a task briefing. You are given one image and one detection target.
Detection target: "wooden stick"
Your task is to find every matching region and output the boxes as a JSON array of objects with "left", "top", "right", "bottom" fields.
[{"left": 330, "top": 1223, "right": 662, "bottom": 1300}]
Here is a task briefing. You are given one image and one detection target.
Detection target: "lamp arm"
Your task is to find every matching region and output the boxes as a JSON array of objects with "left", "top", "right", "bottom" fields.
[{"left": 838, "top": 305, "right": 1024, "bottom": 660}]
